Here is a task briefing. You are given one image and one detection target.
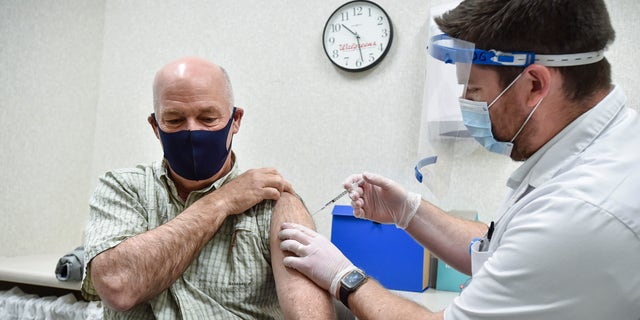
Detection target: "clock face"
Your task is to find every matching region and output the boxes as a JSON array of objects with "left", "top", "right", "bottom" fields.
[{"left": 322, "top": 0, "right": 393, "bottom": 72}]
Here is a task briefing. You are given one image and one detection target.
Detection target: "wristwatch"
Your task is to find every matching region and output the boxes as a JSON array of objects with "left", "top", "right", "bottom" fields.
[{"left": 339, "top": 269, "right": 368, "bottom": 309}]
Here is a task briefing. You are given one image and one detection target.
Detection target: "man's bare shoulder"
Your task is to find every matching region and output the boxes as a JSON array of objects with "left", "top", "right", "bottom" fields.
[{"left": 271, "top": 191, "right": 313, "bottom": 225}]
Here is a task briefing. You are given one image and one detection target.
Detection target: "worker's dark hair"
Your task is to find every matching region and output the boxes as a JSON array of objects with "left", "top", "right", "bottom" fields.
[{"left": 435, "top": 0, "right": 615, "bottom": 102}]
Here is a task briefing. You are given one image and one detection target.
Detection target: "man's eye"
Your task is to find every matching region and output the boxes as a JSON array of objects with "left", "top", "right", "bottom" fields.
[
  {"left": 165, "top": 119, "right": 182, "bottom": 125},
  {"left": 201, "top": 117, "right": 217, "bottom": 124},
  {"left": 465, "top": 88, "right": 481, "bottom": 99}
]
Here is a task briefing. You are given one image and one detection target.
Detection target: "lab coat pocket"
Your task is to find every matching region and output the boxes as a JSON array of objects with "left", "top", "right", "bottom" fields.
[{"left": 470, "top": 240, "right": 493, "bottom": 276}]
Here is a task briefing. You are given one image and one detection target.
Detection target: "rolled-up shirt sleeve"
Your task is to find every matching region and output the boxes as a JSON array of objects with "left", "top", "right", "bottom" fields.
[{"left": 82, "top": 169, "right": 149, "bottom": 300}]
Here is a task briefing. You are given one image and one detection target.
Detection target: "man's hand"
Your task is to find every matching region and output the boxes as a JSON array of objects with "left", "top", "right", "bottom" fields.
[{"left": 213, "top": 168, "right": 293, "bottom": 216}]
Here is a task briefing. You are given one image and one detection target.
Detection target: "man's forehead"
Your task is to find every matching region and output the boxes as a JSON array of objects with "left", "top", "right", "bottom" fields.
[
  {"left": 157, "top": 76, "right": 226, "bottom": 102},
  {"left": 159, "top": 104, "right": 227, "bottom": 117},
  {"left": 467, "top": 66, "right": 499, "bottom": 84}
]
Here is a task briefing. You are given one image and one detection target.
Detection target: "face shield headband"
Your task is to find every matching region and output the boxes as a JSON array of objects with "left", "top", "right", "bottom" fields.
[{"left": 428, "top": 33, "right": 606, "bottom": 68}]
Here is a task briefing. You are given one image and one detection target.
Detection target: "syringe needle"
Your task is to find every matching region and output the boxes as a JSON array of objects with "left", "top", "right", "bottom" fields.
[
  {"left": 311, "top": 179, "right": 363, "bottom": 216},
  {"left": 312, "top": 192, "right": 343, "bottom": 216},
  {"left": 311, "top": 206, "right": 326, "bottom": 216}
]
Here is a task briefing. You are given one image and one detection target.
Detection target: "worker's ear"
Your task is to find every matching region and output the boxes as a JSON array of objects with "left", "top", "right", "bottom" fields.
[
  {"left": 231, "top": 107, "right": 244, "bottom": 134},
  {"left": 522, "top": 64, "right": 551, "bottom": 107},
  {"left": 148, "top": 114, "right": 160, "bottom": 139}
]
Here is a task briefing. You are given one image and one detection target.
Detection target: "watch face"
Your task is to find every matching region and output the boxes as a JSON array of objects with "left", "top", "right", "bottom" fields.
[
  {"left": 322, "top": 0, "right": 393, "bottom": 72},
  {"left": 342, "top": 270, "right": 367, "bottom": 289}
]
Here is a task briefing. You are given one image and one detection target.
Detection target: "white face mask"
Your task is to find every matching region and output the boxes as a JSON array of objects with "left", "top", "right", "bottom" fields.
[{"left": 458, "top": 73, "right": 543, "bottom": 156}]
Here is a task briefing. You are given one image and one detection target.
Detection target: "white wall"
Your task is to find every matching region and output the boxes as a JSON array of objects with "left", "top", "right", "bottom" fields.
[
  {"left": 0, "top": 1, "right": 105, "bottom": 256},
  {"left": 1, "top": 0, "right": 638, "bottom": 257}
]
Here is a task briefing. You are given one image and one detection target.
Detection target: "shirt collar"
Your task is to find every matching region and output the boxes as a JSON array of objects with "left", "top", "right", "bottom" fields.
[{"left": 507, "top": 85, "right": 626, "bottom": 190}]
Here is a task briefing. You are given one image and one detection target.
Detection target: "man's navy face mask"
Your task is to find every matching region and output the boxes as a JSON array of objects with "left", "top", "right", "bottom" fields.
[{"left": 152, "top": 108, "right": 236, "bottom": 181}]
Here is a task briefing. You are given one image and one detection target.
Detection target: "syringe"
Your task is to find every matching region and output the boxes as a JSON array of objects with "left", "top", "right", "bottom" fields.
[{"left": 311, "top": 179, "right": 363, "bottom": 216}]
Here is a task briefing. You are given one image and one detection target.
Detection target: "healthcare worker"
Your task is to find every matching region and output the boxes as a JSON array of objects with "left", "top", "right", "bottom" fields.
[{"left": 278, "top": 0, "right": 640, "bottom": 319}]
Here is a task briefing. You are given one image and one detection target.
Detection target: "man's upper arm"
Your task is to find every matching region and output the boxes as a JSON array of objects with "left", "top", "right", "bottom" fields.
[{"left": 269, "top": 192, "right": 336, "bottom": 319}]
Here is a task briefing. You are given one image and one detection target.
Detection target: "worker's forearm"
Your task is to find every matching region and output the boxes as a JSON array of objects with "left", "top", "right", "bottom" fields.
[
  {"left": 405, "top": 200, "right": 487, "bottom": 275},
  {"left": 90, "top": 197, "right": 227, "bottom": 311},
  {"left": 348, "top": 279, "right": 443, "bottom": 320}
]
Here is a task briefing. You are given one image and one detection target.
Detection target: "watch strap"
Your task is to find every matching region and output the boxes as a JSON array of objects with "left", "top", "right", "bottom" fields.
[{"left": 339, "top": 283, "right": 352, "bottom": 309}]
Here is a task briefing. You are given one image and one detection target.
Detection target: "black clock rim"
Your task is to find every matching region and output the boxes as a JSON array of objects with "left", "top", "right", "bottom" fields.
[{"left": 321, "top": 0, "right": 394, "bottom": 73}]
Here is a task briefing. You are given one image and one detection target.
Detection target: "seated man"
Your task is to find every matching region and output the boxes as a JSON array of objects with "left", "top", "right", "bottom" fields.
[{"left": 82, "top": 56, "right": 335, "bottom": 319}]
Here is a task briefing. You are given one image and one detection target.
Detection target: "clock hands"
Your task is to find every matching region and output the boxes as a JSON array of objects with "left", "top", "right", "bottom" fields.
[
  {"left": 355, "top": 36, "right": 364, "bottom": 62},
  {"left": 341, "top": 24, "right": 358, "bottom": 36},
  {"left": 341, "top": 24, "right": 364, "bottom": 62}
]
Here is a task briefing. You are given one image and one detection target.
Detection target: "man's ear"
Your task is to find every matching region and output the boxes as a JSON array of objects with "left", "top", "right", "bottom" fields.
[
  {"left": 523, "top": 64, "right": 551, "bottom": 107},
  {"left": 232, "top": 107, "right": 244, "bottom": 134},
  {"left": 148, "top": 114, "right": 160, "bottom": 139}
]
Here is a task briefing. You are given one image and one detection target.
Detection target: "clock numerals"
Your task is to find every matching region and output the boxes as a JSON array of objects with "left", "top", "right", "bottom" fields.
[
  {"left": 351, "top": 6, "right": 372, "bottom": 17},
  {"left": 340, "top": 56, "right": 368, "bottom": 68},
  {"left": 323, "top": 1, "right": 393, "bottom": 72},
  {"left": 340, "top": 57, "right": 366, "bottom": 67},
  {"left": 343, "top": 6, "right": 373, "bottom": 19}
]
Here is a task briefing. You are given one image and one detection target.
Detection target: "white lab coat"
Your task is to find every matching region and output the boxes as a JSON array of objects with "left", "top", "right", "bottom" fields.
[{"left": 446, "top": 86, "right": 640, "bottom": 319}]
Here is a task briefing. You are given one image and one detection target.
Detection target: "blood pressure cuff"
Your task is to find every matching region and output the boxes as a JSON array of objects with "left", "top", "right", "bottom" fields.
[{"left": 55, "top": 246, "right": 84, "bottom": 281}]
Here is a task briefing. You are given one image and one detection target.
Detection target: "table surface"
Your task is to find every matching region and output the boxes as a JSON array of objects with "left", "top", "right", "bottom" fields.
[
  {"left": 392, "top": 289, "right": 458, "bottom": 312},
  {"left": 0, "top": 254, "right": 81, "bottom": 290}
]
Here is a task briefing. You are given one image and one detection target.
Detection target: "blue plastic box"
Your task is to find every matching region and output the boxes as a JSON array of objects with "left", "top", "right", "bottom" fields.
[{"left": 330, "top": 205, "right": 430, "bottom": 292}]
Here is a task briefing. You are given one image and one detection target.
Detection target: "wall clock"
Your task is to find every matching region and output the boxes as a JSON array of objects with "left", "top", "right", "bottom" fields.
[{"left": 322, "top": 0, "right": 394, "bottom": 72}]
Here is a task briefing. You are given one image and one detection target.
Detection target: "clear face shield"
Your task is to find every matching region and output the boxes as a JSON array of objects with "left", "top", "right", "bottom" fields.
[
  {"left": 417, "top": 26, "right": 606, "bottom": 207},
  {"left": 415, "top": 29, "right": 476, "bottom": 205},
  {"left": 428, "top": 32, "right": 475, "bottom": 104}
]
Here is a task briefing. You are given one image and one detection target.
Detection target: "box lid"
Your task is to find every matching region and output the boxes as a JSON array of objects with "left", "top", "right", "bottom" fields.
[{"left": 331, "top": 205, "right": 355, "bottom": 217}]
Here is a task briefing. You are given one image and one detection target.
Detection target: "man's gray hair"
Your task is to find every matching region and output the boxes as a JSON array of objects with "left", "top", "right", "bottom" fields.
[{"left": 220, "top": 66, "right": 235, "bottom": 110}]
